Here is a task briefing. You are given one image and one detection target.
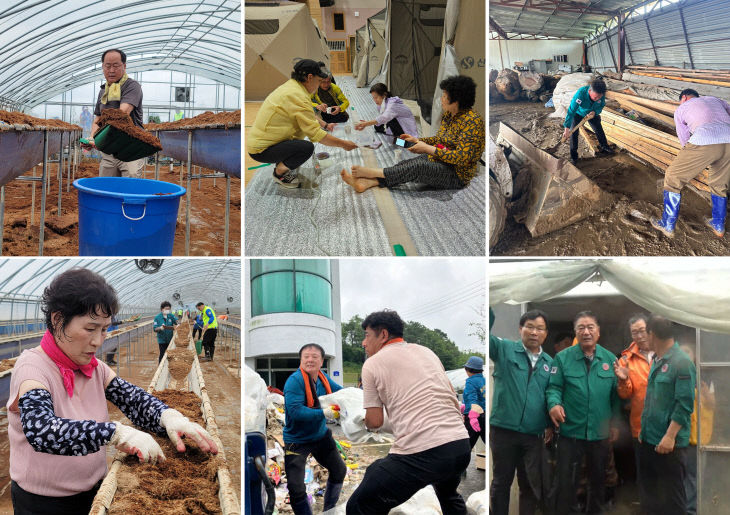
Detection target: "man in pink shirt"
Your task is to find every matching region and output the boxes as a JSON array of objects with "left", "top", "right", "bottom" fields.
[
  {"left": 345, "top": 310, "right": 471, "bottom": 515},
  {"left": 652, "top": 88, "right": 730, "bottom": 238}
]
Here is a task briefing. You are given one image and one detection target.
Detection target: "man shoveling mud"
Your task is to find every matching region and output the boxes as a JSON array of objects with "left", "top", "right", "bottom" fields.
[
  {"left": 651, "top": 89, "right": 730, "bottom": 238},
  {"left": 563, "top": 78, "right": 614, "bottom": 165},
  {"left": 80, "top": 49, "right": 146, "bottom": 178}
]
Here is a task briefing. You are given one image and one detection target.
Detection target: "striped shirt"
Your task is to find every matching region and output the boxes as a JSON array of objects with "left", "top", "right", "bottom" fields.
[{"left": 674, "top": 96, "right": 730, "bottom": 147}]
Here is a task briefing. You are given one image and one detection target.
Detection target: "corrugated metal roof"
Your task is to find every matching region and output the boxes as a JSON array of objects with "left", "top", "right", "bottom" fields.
[
  {"left": 490, "top": 0, "right": 641, "bottom": 39},
  {"left": 585, "top": 0, "right": 730, "bottom": 71}
]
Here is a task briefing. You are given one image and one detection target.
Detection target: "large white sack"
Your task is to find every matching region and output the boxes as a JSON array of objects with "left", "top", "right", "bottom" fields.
[
  {"left": 549, "top": 73, "right": 593, "bottom": 121},
  {"left": 466, "top": 489, "right": 487, "bottom": 515},
  {"left": 319, "top": 387, "right": 394, "bottom": 443},
  {"left": 244, "top": 365, "right": 268, "bottom": 433},
  {"left": 390, "top": 485, "right": 442, "bottom": 514},
  {"left": 445, "top": 368, "right": 468, "bottom": 392}
]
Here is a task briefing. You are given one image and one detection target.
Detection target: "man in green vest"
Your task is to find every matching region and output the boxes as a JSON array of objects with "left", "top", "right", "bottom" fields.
[
  {"left": 489, "top": 307, "right": 553, "bottom": 515},
  {"left": 196, "top": 302, "right": 218, "bottom": 361},
  {"left": 638, "top": 315, "right": 695, "bottom": 514},
  {"left": 547, "top": 311, "right": 620, "bottom": 514}
]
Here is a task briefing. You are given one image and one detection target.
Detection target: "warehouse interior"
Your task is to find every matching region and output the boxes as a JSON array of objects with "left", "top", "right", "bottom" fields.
[{"left": 489, "top": 0, "right": 730, "bottom": 257}]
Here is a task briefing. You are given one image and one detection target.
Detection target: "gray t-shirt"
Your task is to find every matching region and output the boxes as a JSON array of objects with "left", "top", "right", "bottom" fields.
[{"left": 94, "top": 77, "right": 143, "bottom": 128}]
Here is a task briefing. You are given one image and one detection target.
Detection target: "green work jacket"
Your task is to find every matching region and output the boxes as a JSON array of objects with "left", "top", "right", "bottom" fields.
[
  {"left": 490, "top": 332, "right": 553, "bottom": 436},
  {"left": 546, "top": 343, "right": 620, "bottom": 441},
  {"left": 639, "top": 342, "right": 696, "bottom": 448}
]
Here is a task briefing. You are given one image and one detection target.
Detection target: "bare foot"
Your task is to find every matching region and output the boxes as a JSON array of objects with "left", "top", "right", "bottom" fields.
[
  {"left": 340, "top": 169, "right": 370, "bottom": 193},
  {"left": 351, "top": 165, "right": 381, "bottom": 179}
]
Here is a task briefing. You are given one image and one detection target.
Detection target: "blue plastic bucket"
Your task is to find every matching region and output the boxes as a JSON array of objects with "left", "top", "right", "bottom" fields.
[{"left": 73, "top": 177, "right": 186, "bottom": 256}]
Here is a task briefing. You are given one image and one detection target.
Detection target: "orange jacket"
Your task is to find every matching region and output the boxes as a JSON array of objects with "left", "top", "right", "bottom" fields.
[{"left": 616, "top": 342, "right": 652, "bottom": 438}]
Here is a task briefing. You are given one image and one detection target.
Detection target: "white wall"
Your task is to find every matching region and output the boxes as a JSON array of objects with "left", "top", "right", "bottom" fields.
[{"left": 489, "top": 39, "right": 583, "bottom": 70}]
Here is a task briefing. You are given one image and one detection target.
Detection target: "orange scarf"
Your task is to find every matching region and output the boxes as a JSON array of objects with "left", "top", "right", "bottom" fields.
[
  {"left": 301, "top": 367, "right": 332, "bottom": 408},
  {"left": 384, "top": 337, "right": 404, "bottom": 347}
]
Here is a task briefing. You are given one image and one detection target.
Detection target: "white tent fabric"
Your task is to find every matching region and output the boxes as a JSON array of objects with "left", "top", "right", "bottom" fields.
[
  {"left": 430, "top": 0, "right": 485, "bottom": 133},
  {"left": 490, "top": 260, "right": 730, "bottom": 334},
  {"left": 0, "top": 1, "right": 240, "bottom": 109}
]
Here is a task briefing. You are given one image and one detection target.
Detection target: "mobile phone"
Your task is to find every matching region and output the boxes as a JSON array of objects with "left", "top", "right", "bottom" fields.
[{"left": 395, "top": 138, "right": 415, "bottom": 148}]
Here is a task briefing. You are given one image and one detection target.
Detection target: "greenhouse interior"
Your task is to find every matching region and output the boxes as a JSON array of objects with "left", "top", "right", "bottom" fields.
[
  {"left": 0, "top": 258, "right": 242, "bottom": 513},
  {"left": 0, "top": 1, "right": 242, "bottom": 257}
]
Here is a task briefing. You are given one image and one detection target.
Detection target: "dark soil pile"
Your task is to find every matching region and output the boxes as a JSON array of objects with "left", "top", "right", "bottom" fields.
[
  {"left": 97, "top": 109, "right": 162, "bottom": 149},
  {"left": 145, "top": 110, "right": 241, "bottom": 130},
  {"left": 490, "top": 102, "right": 730, "bottom": 256},
  {"left": 108, "top": 390, "right": 219, "bottom": 514},
  {"left": 166, "top": 348, "right": 195, "bottom": 382},
  {"left": 0, "top": 110, "right": 81, "bottom": 130}
]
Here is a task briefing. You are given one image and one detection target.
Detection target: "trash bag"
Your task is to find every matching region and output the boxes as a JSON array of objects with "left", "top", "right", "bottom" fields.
[
  {"left": 390, "top": 485, "right": 442, "bottom": 514},
  {"left": 319, "top": 387, "right": 394, "bottom": 443},
  {"left": 549, "top": 73, "right": 593, "bottom": 121},
  {"left": 245, "top": 365, "right": 268, "bottom": 434},
  {"left": 466, "top": 489, "right": 487, "bottom": 515}
]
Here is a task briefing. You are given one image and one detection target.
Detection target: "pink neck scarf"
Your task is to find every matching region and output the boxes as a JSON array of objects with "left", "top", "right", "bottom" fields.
[{"left": 40, "top": 330, "right": 98, "bottom": 397}]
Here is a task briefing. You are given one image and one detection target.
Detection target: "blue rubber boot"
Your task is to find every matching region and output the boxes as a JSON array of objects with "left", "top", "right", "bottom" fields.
[
  {"left": 650, "top": 190, "right": 681, "bottom": 238},
  {"left": 705, "top": 194, "right": 727, "bottom": 237}
]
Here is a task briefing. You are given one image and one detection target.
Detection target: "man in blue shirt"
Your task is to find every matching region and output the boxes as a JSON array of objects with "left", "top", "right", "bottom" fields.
[
  {"left": 152, "top": 301, "right": 178, "bottom": 363},
  {"left": 283, "top": 343, "right": 345, "bottom": 514},
  {"left": 563, "top": 78, "right": 613, "bottom": 165},
  {"left": 463, "top": 356, "right": 486, "bottom": 449}
]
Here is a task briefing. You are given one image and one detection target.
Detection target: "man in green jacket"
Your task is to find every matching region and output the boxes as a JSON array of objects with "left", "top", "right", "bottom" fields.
[
  {"left": 547, "top": 311, "right": 620, "bottom": 514},
  {"left": 563, "top": 78, "right": 613, "bottom": 165},
  {"left": 490, "top": 308, "right": 553, "bottom": 515},
  {"left": 638, "top": 315, "right": 695, "bottom": 515}
]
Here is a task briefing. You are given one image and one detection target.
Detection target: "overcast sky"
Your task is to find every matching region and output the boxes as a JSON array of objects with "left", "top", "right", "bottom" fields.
[{"left": 339, "top": 259, "right": 485, "bottom": 353}]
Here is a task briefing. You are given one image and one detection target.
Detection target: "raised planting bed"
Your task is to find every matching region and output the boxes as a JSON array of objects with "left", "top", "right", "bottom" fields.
[{"left": 90, "top": 330, "right": 240, "bottom": 514}]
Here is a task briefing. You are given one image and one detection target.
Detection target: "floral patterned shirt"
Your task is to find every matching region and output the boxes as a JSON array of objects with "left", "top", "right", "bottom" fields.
[{"left": 421, "top": 108, "right": 485, "bottom": 184}]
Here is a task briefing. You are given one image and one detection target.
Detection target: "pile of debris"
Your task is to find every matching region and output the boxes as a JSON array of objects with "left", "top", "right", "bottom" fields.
[{"left": 490, "top": 69, "right": 562, "bottom": 104}]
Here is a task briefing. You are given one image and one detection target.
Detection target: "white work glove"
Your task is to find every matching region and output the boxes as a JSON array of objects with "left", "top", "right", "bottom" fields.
[
  {"left": 109, "top": 422, "right": 165, "bottom": 464},
  {"left": 322, "top": 407, "right": 340, "bottom": 422},
  {"left": 156, "top": 326, "right": 165, "bottom": 332},
  {"left": 160, "top": 408, "right": 219, "bottom": 454}
]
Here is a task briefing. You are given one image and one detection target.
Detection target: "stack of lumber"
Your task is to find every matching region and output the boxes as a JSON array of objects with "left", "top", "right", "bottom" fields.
[
  {"left": 628, "top": 65, "right": 730, "bottom": 87},
  {"left": 605, "top": 90, "right": 678, "bottom": 130},
  {"left": 589, "top": 107, "right": 710, "bottom": 194}
]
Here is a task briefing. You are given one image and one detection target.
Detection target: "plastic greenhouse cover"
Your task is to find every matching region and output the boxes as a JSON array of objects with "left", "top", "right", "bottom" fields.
[{"left": 0, "top": 1, "right": 240, "bottom": 107}]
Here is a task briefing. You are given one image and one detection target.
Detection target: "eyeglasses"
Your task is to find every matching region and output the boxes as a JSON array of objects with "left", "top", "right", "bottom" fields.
[
  {"left": 523, "top": 324, "right": 547, "bottom": 333},
  {"left": 630, "top": 329, "right": 647, "bottom": 336},
  {"left": 103, "top": 63, "right": 123, "bottom": 70}
]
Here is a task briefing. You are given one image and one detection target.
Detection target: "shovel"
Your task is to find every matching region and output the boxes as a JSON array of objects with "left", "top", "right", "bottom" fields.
[{"left": 546, "top": 111, "right": 595, "bottom": 154}]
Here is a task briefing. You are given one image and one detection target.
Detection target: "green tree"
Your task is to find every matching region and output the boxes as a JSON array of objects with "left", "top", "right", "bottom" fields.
[{"left": 341, "top": 315, "right": 365, "bottom": 367}]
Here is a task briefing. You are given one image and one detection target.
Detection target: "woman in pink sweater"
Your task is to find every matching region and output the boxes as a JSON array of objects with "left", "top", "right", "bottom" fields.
[{"left": 7, "top": 268, "right": 218, "bottom": 515}]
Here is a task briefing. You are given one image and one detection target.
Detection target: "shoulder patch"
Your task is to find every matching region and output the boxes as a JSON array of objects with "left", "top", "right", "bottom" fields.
[
  {"left": 551, "top": 366, "right": 558, "bottom": 374},
  {"left": 544, "top": 364, "right": 550, "bottom": 372},
  {"left": 576, "top": 99, "right": 582, "bottom": 105},
  {"left": 661, "top": 363, "right": 669, "bottom": 373}
]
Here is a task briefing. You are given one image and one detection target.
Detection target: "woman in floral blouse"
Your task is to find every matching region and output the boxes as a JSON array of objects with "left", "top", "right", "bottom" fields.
[{"left": 340, "top": 75, "right": 485, "bottom": 192}]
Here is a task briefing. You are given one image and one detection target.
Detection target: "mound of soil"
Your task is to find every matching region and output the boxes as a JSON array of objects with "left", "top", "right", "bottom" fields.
[
  {"left": 145, "top": 110, "right": 241, "bottom": 131},
  {"left": 166, "top": 349, "right": 195, "bottom": 382},
  {"left": 97, "top": 109, "right": 162, "bottom": 149},
  {"left": 0, "top": 110, "right": 81, "bottom": 131},
  {"left": 108, "top": 390, "right": 219, "bottom": 514}
]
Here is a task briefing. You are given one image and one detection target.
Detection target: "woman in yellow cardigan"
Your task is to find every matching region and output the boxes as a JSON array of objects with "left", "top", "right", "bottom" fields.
[{"left": 247, "top": 60, "right": 358, "bottom": 188}]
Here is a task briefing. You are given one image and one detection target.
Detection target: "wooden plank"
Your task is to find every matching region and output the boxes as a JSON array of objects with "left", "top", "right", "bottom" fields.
[
  {"left": 605, "top": 91, "right": 678, "bottom": 115},
  {"left": 628, "top": 65, "right": 730, "bottom": 78},
  {"left": 579, "top": 126, "right": 599, "bottom": 156},
  {"left": 631, "top": 71, "right": 730, "bottom": 87},
  {"left": 613, "top": 98, "right": 676, "bottom": 128},
  {"left": 602, "top": 109, "right": 681, "bottom": 148},
  {"left": 599, "top": 121, "right": 680, "bottom": 155}
]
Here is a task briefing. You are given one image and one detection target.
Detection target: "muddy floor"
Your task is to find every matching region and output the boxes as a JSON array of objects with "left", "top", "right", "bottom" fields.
[
  {"left": 2, "top": 158, "right": 241, "bottom": 256},
  {"left": 490, "top": 101, "right": 730, "bottom": 256}
]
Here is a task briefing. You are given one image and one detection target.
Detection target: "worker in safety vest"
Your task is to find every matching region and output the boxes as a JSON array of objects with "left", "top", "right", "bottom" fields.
[{"left": 196, "top": 302, "right": 218, "bottom": 361}]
